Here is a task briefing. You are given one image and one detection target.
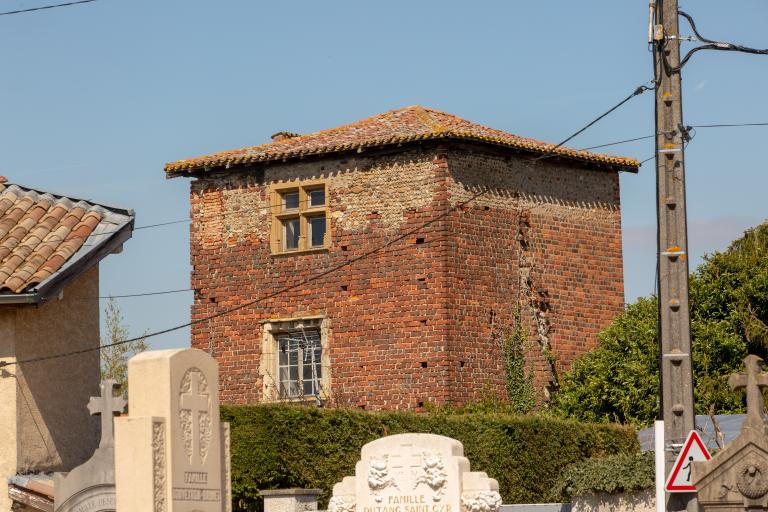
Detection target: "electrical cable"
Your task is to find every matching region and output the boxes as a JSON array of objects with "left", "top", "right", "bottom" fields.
[
  {"left": 693, "top": 122, "right": 768, "bottom": 129},
  {"left": 0, "top": 0, "right": 96, "bottom": 16},
  {"left": 0, "top": 187, "right": 492, "bottom": 369},
  {"left": 579, "top": 121, "right": 768, "bottom": 153},
  {"left": 579, "top": 135, "right": 656, "bottom": 151},
  {"left": 661, "top": 10, "right": 768, "bottom": 72},
  {"left": 6, "top": 118, "right": 766, "bottom": 247},
  {"left": 533, "top": 80, "right": 656, "bottom": 162},
  {"left": 134, "top": 219, "right": 188, "bottom": 230},
  {"left": 97, "top": 288, "right": 192, "bottom": 299},
  {"left": 2, "top": 196, "right": 327, "bottom": 247},
  {"left": 11, "top": 119, "right": 767, "bottom": 300}
]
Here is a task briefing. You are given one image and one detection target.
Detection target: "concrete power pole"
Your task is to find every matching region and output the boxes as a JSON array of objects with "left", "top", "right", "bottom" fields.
[{"left": 652, "top": 0, "right": 695, "bottom": 510}]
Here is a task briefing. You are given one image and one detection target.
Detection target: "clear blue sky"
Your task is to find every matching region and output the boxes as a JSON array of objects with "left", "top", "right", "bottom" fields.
[{"left": 2, "top": 0, "right": 766, "bottom": 349}]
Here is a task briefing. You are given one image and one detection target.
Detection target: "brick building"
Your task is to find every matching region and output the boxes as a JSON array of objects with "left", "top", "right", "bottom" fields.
[{"left": 165, "top": 106, "right": 638, "bottom": 410}]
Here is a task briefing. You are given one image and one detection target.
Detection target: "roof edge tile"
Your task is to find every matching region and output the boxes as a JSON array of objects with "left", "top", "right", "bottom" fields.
[{"left": 165, "top": 106, "right": 640, "bottom": 175}]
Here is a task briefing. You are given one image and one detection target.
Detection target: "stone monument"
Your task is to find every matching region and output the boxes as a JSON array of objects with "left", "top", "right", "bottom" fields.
[
  {"left": 693, "top": 355, "right": 768, "bottom": 511},
  {"left": 114, "top": 348, "right": 232, "bottom": 512},
  {"left": 54, "top": 379, "right": 126, "bottom": 512},
  {"left": 261, "top": 488, "right": 323, "bottom": 512},
  {"left": 328, "top": 433, "right": 502, "bottom": 512}
]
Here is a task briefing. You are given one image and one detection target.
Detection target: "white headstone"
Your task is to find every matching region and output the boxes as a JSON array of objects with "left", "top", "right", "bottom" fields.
[
  {"left": 329, "top": 434, "right": 501, "bottom": 512},
  {"left": 114, "top": 348, "right": 232, "bottom": 512}
]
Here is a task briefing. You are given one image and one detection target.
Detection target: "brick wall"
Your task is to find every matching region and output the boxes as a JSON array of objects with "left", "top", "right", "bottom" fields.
[
  {"left": 444, "top": 149, "right": 624, "bottom": 401},
  {"left": 188, "top": 145, "right": 625, "bottom": 409}
]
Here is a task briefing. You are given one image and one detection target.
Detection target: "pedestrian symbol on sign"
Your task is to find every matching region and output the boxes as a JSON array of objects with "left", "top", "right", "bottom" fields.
[{"left": 682, "top": 456, "right": 694, "bottom": 482}]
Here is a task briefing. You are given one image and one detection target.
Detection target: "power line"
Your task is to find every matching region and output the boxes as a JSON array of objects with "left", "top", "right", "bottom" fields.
[
  {"left": 534, "top": 80, "right": 655, "bottom": 162},
  {"left": 666, "top": 11, "right": 768, "bottom": 72},
  {"left": 97, "top": 288, "right": 192, "bottom": 299},
  {"left": 0, "top": 196, "right": 324, "bottom": 247},
  {"left": 4, "top": 117, "right": 763, "bottom": 245},
  {"left": 579, "top": 135, "right": 656, "bottom": 151},
  {"left": 134, "top": 219, "right": 188, "bottom": 230},
  {"left": 0, "top": 0, "right": 96, "bottom": 16},
  {"left": 580, "top": 122, "right": 768, "bottom": 152},
  {"left": 0, "top": 188, "right": 491, "bottom": 369},
  {"left": 692, "top": 122, "right": 768, "bottom": 129},
  {"left": 6, "top": 110, "right": 760, "bottom": 362}
]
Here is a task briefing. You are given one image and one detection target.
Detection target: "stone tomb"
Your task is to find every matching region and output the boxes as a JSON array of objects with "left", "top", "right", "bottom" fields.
[
  {"left": 693, "top": 355, "right": 768, "bottom": 512},
  {"left": 54, "top": 380, "right": 126, "bottom": 512},
  {"left": 329, "top": 433, "right": 501, "bottom": 512},
  {"left": 114, "top": 348, "right": 231, "bottom": 512}
]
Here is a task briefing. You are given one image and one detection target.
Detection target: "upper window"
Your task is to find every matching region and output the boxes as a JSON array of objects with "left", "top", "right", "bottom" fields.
[{"left": 270, "top": 181, "right": 329, "bottom": 254}]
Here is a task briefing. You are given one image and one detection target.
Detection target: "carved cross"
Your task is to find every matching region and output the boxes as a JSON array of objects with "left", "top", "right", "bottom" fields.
[
  {"left": 87, "top": 380, "right": 127, "bottom": 449},
  {"left": 389, "top": 445, "right": 424, "bottom": 473},
  {"left": 729, "top": 355, "right": 768, "bottom": 431},
  {"left": 180, "top": 371, "right": 210, "bottom": 465}
]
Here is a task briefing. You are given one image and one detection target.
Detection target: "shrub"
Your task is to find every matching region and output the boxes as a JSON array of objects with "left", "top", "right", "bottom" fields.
[
  {"left": 548, "top": 451, "right": 654, "bottom": 501},
  {"left": 221, "top": 404, "right": 638, "bottom": 512}
]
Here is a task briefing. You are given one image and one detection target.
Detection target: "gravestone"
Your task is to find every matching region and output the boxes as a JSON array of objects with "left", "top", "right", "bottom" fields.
[
  {"left": 693, "top": 355, "right": 768, "bottom": 511},
  {"left": 329, "top": 433, "right": 502, "bottom": 512},
  {"left": 114, "top": 348, "right": 232, "bottom": 512},
  {"left": 54, "top": 379, "right": 126, "bottom": 512}
]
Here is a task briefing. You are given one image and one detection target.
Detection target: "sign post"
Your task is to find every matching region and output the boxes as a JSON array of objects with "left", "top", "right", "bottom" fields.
[{"left": 655, "top": 421, "right": 665, "bottom": 512}]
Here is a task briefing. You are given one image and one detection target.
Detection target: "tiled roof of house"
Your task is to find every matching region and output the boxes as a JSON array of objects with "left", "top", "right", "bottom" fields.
[
  {"left": 0, "top": 180, "right": 134, "bottom": 301},
  {"left": 165, "top": 105, "right": 639, "bottom": 175}
]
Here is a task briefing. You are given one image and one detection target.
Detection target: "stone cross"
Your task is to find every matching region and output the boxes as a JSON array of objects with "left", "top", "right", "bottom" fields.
[
  {"left": 87, "top": 380, "right": 127, "bottom": 449},
  {"left": 180, "top": 370, "right": 210, "bottom": 465},
  {"left": 728, "top": 355, "right": 768, "bottom": 431},
  {"left": 389, "top": 444, "right": 423, "bottom": 470}
]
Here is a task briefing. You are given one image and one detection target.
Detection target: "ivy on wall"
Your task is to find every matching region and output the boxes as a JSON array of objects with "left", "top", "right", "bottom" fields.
[
  {"left": 548, "top": 452, "right": 655, "bottom": 501},
  {"left": 503, "top": 315, "right": 536, "bottom": 413}
]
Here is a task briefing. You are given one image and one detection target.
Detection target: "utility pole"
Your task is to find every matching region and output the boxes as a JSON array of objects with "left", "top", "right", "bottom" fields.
[{"left": 652, "top": 0, "right": 695, "bottom": 511}]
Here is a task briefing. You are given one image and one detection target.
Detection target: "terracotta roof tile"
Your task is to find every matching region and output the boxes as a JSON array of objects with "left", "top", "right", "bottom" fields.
[
  {"left": 165, "top": 105, "right": 639, "bottom": 175},
  {"left": 0, "top": 183, "right": 134, "bottom": 296}
]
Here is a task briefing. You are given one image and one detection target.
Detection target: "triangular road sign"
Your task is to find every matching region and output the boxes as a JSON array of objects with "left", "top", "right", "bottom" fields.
[{"left": 665, "top": 430, "right": 712, "bottom": 492}]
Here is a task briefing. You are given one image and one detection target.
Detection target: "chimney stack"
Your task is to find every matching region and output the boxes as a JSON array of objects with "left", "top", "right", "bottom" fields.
[{"left": 271, "top": 131, "right": 300, "bottom": 142}]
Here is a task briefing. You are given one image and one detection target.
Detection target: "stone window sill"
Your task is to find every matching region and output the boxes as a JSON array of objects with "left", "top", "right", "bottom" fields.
[{"left": 270, "top": 247, "right": 329, "bottom": 257}]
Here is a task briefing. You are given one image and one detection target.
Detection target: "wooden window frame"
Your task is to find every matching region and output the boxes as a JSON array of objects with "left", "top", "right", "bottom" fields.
[{"left": 270, "top": 180, "right": 330, "bottom": 255}]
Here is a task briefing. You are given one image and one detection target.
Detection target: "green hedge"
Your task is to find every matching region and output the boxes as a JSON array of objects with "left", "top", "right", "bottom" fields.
[
  {"left": 221, "top": 405, "right": 639, "bottom": 512},
  {"left": 548, "top": 452, "right": 655, "bottom": 501}
]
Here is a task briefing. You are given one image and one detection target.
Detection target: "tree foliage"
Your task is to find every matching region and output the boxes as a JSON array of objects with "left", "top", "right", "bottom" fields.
[
  {"left": 554, "top": 223, "right": 768, "bottom": 426},
  {"left": 100, "top": 297, "right": 147, "bottom": 391}
]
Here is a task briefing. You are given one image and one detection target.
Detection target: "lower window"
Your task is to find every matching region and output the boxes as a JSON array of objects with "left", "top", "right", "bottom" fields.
[
  {"left": 260, "top": 317, "right": 330, "bottom": 402},
  {"left": 277, "top": 328, "right": 323, "bottom": 398}
]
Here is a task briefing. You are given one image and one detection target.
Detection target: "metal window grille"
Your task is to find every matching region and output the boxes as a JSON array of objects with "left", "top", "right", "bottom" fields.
[{"left": 277, "top": 329, "right": 322, "bottom": 399}]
